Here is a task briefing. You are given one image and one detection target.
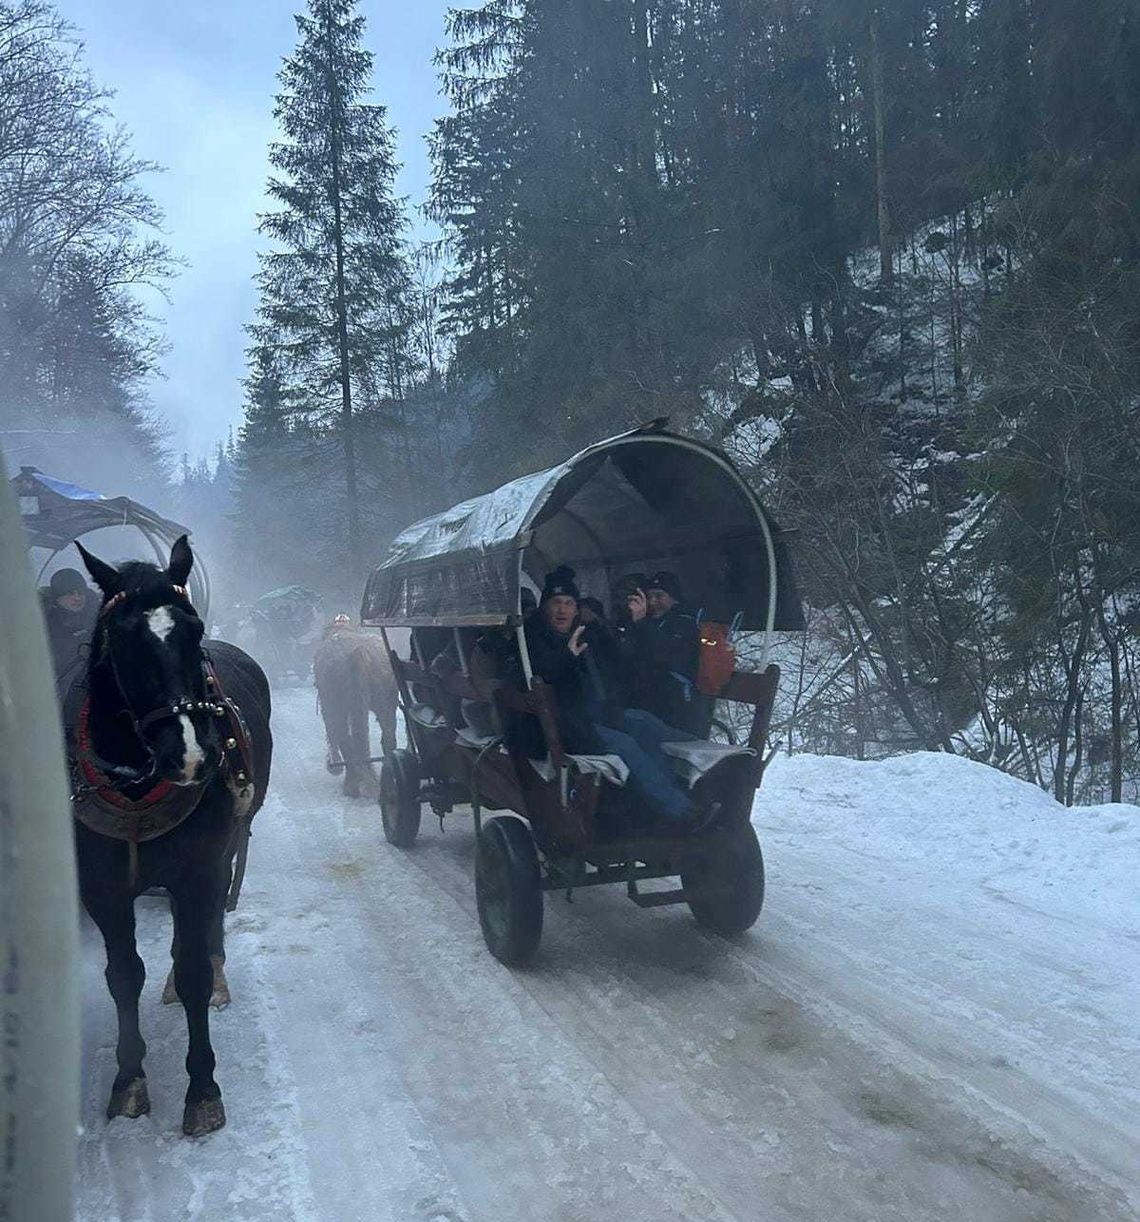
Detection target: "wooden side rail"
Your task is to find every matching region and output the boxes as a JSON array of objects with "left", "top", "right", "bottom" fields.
[
  {"left": 389, "top": 655, "right": 435, "bottom": 690},
  {"left": 720, "top": 665, "right": 780, "bottom": 710},
  {"left": 720, "top": 664, "right": 780, "bottom": 786},
  {"left": 392, "top": 650, "right": 502, "bottom": 704},
  {"left": 495, "top": 678, "right": 567, "bottom": 769}
]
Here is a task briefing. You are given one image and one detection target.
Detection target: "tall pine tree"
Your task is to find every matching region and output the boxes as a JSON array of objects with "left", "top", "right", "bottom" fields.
[{"left": 249, "top": 0, "right": 413, "bottom": 579}]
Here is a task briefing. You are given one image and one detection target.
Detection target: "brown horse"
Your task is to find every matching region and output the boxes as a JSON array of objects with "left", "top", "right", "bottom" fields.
[{"left": 313, "top": 627, "right": 397, "bottom": 797}]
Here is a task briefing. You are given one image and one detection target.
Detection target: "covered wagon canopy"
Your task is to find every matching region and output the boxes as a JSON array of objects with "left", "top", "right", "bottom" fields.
[
  {"left": 11, "top": 466, "right": 211, "bottom": 617},
  {"left": 361, "top": 422, "right": 803, "bottom": 633}
]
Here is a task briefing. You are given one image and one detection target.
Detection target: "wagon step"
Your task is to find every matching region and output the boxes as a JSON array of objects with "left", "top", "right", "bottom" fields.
[{"left": 626, "top": 880, "right": 688, "bottom": 909}]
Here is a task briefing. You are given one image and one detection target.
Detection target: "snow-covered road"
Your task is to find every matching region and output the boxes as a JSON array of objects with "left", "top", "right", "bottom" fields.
[{"left": 75, "top": 687, "right": 1140, "bottom": 1221}]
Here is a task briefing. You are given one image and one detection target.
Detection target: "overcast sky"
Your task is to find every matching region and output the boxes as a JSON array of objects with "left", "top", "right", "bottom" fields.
[{"left": 55, "top": 0, "right": 453, "bottom": 463}]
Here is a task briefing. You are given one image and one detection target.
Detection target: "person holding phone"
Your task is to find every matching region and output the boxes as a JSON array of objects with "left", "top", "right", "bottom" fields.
[
  {"left": 621, "top": 569, "right": 712, "bottom": 736},
  {"left": 507, "top": 565, "right": 696, "bottom": 826}
]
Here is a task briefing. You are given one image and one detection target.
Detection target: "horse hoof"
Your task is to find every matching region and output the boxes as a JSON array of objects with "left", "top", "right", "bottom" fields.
[
  {"left": 161, "top": 967, "right": 179, "bottom": 1005},
  {"left": 182, "top": 1095, "right": 226, "bottom": 1137},
  {"left": 107, "top": 1077, "right": 150, "bottom": 1120},
  {"left": 210, "top": 957, "right": 231, "bottom": 1010}
]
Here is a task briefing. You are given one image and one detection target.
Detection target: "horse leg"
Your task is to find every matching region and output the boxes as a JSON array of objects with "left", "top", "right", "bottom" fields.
[
  {"left": 163, "top": 895, "right": 180, "bottom": 1005},
  {"left": 321, "top": 694, "right": 341, "bottom": 773},
  {"left": 327, "top": 696, "right": 357, "bottom": 798},
  {"left": 170, "top": 880, "right": 226, "bottom": 1136},
  {"left": 376, "top": 680, "right": 397, "bottom": 757},
  {"left": 89, "top": 898, "right": 150, "bottom": 1120},
  {"left": 164, "top": 886, "right": 230, "bottom": 1009},
  {"left": 348, "top": 673, "right": 371, "bottom": 797},
  {"left": 207, "top": 876, "right": 231, "bottom": 1009}
]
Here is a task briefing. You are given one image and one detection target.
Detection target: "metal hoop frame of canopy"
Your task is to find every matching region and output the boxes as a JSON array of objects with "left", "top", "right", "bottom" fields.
[
  {"left": 361, "top": 419, "right": 803, "bottom": 676},
  {"left": 10, "top": 467, "right": 211, "bottom": 620},
  {"left": 358, "top": 421, "right": 805, "bottom": 966}
]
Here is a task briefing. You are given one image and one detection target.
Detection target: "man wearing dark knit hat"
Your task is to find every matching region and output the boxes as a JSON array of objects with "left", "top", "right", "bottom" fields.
[
  {"left": 507, "top": 565, "right": 697, "bottom": 826},
  {"left": 42, "top": 566, "right": 99, "bottom": 680},
  {"left": 623, "top": 569, "right": 712, "bottom": 736}
]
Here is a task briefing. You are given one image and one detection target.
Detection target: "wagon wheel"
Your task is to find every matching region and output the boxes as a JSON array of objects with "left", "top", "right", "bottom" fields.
[
  {"left": 681, "top": 823, "right": 765, "bottom": 936},
  {"left": 379, "top": 748, "right": 422, "bottom": 847},
  {"left": 709, "top": 715, "right": 737, "bottom": 745},
  {"left": 475, "top": 816, "right": 543, "bottom": 966}
]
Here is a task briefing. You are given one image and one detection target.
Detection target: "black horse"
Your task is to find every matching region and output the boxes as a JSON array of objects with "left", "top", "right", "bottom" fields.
[{"left": 70, "top": 537, "right": 271, "bottom": 1136}]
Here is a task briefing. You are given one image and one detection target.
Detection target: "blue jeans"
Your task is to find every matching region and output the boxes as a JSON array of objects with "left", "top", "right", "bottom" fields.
[
  {"left": 619, "top": 707, "right": 698, "bottom": 751},
  {"left": 593, "top": 708, "right": 695, "bottom": 824}
]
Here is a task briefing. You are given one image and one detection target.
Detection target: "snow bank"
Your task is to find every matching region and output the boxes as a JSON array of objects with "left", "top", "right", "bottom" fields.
[{"left": 760, "top": 750, "right": 1139, "bottom": 932}]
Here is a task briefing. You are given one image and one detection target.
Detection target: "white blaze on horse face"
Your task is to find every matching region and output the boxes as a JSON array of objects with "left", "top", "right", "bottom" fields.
[
  {"left": 146, "top": 607, "right": 176, "bottom": 641},
  {"left": 177, "top": 714, "right": 205, "bottom": 784},
  {"left": 146, "top": 608, "right": 204, "bottom": 783}
]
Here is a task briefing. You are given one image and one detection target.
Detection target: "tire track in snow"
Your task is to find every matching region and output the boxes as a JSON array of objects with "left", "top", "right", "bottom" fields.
[{"left": 74, "top": 686, "right": 1136, "bottom": 1222}]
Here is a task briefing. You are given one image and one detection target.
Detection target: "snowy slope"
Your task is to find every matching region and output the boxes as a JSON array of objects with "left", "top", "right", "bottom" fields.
[{"left": 74, "top": 689, "right": 1139, "bottom": 1221}]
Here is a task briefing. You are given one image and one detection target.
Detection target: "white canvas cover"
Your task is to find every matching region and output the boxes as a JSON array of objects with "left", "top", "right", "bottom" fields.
[{"left": 361, "top": 424, "right": 803, "bottom": 632}]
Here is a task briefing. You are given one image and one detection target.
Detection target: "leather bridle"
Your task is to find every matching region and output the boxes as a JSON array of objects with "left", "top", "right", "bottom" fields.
[
  {"left": 98, "top": 583, "right": 189, "bottom": 620},
  {"left": 96, "top": 586, "right": 226, "bottom": 770}
]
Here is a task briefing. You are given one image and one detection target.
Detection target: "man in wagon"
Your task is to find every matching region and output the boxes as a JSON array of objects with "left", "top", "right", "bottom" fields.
[
  {"left": 621, "top": 569, "right": 713, "bottom": 737},
  {"left": 41, "top": 566, "right": 99, "bottom": 683},
  {"left": 509, "top": 565, "right": 706, "bottom": 829}
]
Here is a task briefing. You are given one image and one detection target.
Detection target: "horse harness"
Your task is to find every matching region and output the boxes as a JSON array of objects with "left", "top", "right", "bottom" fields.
[{"left": 66, "top": 614, "right": 257, "bottom": 892}]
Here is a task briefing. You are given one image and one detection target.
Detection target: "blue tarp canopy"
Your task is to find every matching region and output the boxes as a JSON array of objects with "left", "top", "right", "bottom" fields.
[{"left": 10, "top": 466, "right": 210, "bottom": 617}]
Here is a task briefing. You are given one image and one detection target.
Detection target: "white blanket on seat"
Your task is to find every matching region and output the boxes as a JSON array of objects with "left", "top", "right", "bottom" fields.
[
  {"left": 454, "top": 725, "right": 502, "bottom": 750},
  {"left": 530, "top": 753, "right": 630, "bottom": 787},
  {"left": 659, "top": 741, "right": 756, "bottom": 788}
]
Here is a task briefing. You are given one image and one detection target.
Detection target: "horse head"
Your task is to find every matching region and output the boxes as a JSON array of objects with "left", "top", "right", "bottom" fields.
[{"left": 77, "top": 535, "right": 221, "bottom": 788}]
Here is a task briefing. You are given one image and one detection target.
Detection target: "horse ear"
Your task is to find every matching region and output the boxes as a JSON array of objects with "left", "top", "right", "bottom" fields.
[
  {"left": 75, "top": 541, "right": 121, "bottom": 597},
  {"left": 168, "top": 534, "right": 193, "bottom": 587}
]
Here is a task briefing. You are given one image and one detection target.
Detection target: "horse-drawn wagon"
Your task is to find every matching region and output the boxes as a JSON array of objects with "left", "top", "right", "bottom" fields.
[{"left": 361, "top": 422, "right": 803, "bottom": 965}]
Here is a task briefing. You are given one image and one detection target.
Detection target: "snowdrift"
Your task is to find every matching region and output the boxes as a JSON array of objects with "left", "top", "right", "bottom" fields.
[{"left": 759, "top": 750, "right": 1139, "bottom": 932}]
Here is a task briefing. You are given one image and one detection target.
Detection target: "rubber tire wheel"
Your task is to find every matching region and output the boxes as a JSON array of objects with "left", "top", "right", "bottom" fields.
[
  {"left": 682, "top": 823, "right": 765, "bottom": 936},
  {"left": 379, "top": 749, "right": 421, "bottom": 848},
  {"left": 475, "top": 816, "right": 544, "bottom": 967},
  {"left": 709, "top": 716, "right": 737, "bottom": 745}
]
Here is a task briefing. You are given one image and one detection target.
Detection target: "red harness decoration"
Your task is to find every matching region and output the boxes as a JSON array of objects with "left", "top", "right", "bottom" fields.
[{"left": 75, "top": 698, "right": 176, "bottom": 811}]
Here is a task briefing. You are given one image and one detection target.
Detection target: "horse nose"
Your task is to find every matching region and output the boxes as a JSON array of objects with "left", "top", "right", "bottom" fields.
[{"left": 155, "top": 714, "right": 216, "bottom": 785}]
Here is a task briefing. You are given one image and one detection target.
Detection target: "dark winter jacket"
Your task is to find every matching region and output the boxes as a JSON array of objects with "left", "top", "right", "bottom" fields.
[
  {"left": 42, "top": 589, "right": 99, "bottom": 682},
  {"left": 580, "top": 619, "right": 631, "bottom": 728},
  {"left": 623, "top": 606, "right": 712, "bottom": 736},
  {"left": 505, "top": 616, "right": 603, "bottom": 758}
]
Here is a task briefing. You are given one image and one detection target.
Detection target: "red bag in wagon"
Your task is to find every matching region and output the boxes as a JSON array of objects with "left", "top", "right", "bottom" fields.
[{"left": 695, "top": 611, "right": 741, "bottom": 697}]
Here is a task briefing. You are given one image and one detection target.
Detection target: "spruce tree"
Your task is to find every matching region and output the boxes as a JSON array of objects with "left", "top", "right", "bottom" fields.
[{"left": 250, "top": 0, "right": 412, "bottom": 578}]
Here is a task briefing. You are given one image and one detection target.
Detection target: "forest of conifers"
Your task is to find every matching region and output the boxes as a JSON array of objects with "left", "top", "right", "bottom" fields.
[{"left": 2, "top": 0, "right": 1139, "bottom": 801}]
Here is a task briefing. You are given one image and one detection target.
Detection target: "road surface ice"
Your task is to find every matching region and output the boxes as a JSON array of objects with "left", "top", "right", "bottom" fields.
[{"left": 75, "top": 687, "right": 1140, "bottom": 1221}]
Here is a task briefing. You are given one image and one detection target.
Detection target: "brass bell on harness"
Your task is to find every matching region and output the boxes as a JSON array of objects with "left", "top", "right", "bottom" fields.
[{"left": 226, "top": 737, "right": 237, "bottom": 749}]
